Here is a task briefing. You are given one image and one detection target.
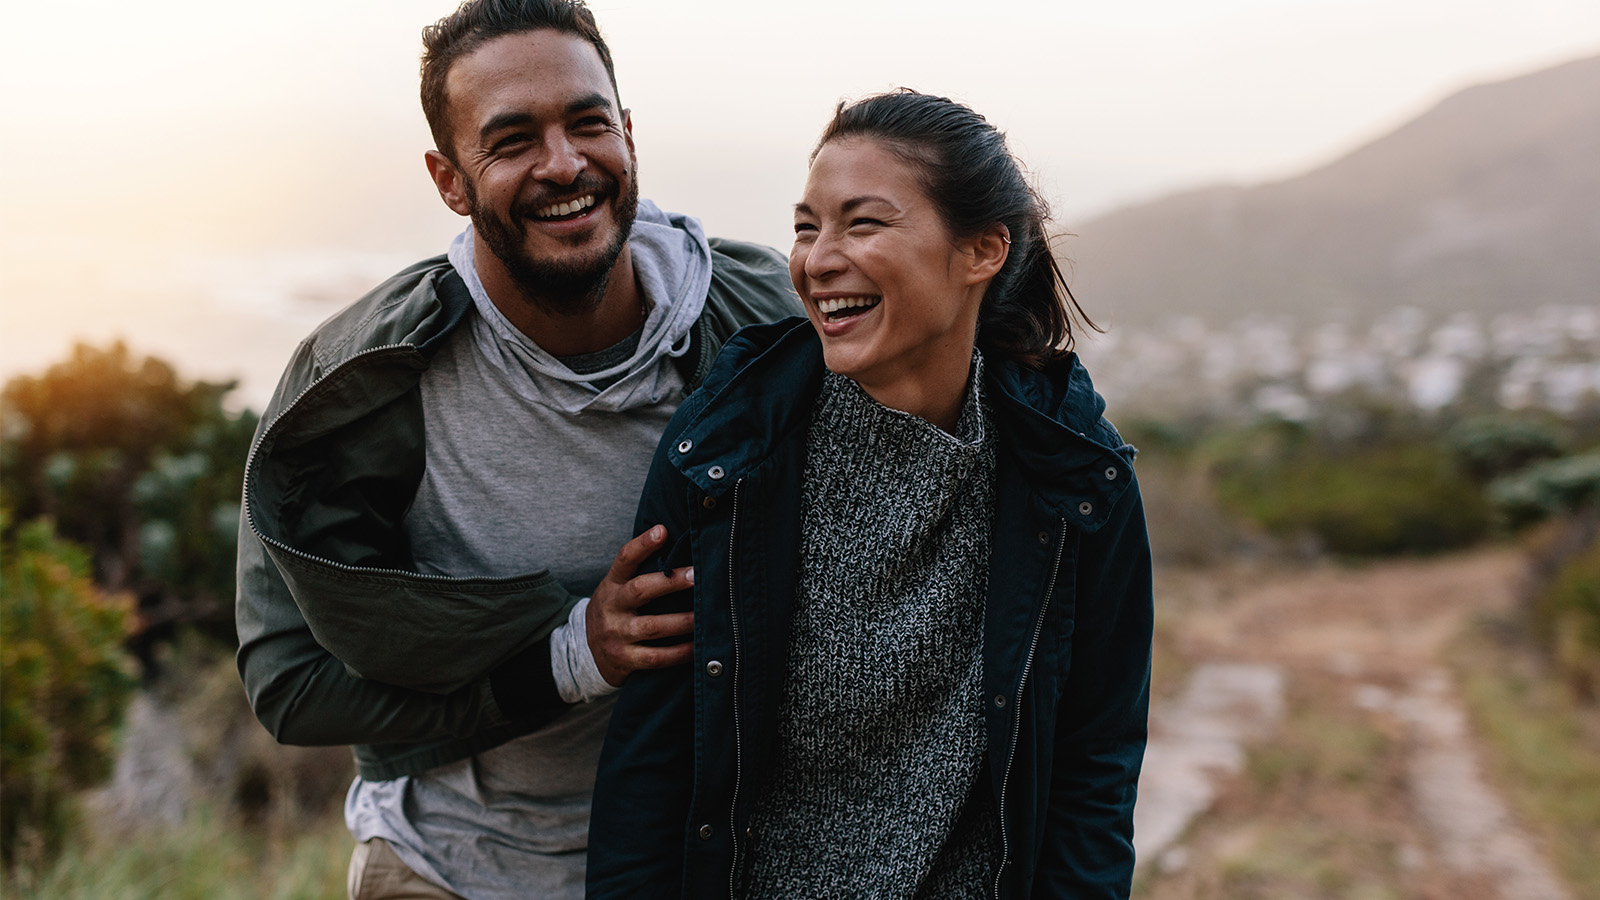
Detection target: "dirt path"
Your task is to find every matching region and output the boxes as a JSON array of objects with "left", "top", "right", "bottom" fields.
[{"left": 1134, "top": 548, "right": 1575, "bottom": 899}]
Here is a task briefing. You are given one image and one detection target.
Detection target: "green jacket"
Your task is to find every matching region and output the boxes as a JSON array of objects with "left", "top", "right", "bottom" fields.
[{"left": 235, "top": 239, "right": 798, "bottom": 781}]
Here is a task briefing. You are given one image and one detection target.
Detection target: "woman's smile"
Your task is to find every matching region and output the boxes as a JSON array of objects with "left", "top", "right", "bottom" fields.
[{"left": 790, "top": 138, "right": 993, "bottom": 427}]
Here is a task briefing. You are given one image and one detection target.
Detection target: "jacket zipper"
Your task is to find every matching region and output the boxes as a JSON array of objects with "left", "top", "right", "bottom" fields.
[
  {"left": 993, "top": 518, "right": 1067, "bottom": 900},
  {"left": 242, "top": 343, "right": 538, "bottom": 585},
  {"left": 725, "top": 480, "right": 745, "bottom": 900}
]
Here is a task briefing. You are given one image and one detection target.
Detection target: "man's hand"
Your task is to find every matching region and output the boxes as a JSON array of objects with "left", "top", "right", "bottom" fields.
[{"left": 587, "top": 525, "right": 696, "bottom": 687}]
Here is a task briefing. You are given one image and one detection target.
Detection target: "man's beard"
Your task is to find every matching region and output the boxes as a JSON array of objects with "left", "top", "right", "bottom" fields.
[{"left": 468, "top": 171, "right": 639, "bottom": 316}]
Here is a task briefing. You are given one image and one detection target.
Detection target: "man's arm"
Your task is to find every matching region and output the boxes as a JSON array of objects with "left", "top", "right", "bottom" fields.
[{"left": 237, "top": 508, "right": 694, "bottom": 746}]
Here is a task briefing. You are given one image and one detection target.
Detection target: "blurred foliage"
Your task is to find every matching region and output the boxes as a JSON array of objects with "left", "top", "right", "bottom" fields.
[
  {"left": 1522, "top": 515, "right": 1600, "bottom": 700},
  {"left": 0, "top": 342, "right": 258, "bottom": 645},
  {"left": 0, "top": 513, "right": 139, "bottom": 867},
  {"left": 1208, "top": 420, "right": 1491, "bottom": 556},
  {"left": 1489, "top": 453, "right": 1600, "bottom": 529},
  {"left": 1446, "top": 414, "right": 1567, "bottom": 483},
  {"left": 1542, "top": 530, "right": 1600, "bottom": 698},
  {"left": 2, "top": 804, "right": 349, "bottom": 900}
]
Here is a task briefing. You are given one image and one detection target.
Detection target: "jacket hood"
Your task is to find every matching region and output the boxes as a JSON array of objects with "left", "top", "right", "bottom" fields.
[{"left": 666, "top": 317, "right": 1137, "bottom": 531}]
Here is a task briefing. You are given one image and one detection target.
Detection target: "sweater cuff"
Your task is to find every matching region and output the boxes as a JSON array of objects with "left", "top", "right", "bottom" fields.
[
  {"left": 550, "top": 598, "right": 622, "bottom": 703},
  {"left": 487, "top": 637, "right": 569, "bottom": 722}
]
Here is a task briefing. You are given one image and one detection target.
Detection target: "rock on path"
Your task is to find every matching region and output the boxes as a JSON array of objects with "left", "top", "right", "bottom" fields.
[
  {"left": 1397, "top": 669, "right": 1573, "bottom": 900},
  {"left": 1133, "top": 661, "right": 1286, "bottom": 870}
]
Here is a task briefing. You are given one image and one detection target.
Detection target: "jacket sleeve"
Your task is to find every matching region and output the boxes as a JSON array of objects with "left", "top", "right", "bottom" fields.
[
  {"left": 234, "top": 341, "right": 571, "bottom": 746},
  {"left": 1034, "top": 476, "right": 1153, "bottom": 897},
  {"left": 236, "top": 517, "right": 570, "bottom": 745},
  {"left": 587, "top": 429, "right": 699, "bottom": 899}
]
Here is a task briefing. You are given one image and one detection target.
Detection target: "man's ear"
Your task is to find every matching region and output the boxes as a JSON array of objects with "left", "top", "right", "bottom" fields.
[
  {"left": 961, "top": 225, "right": 1010, "bottom": 286},
  {"left": 425, "top": 149, "right": 473, "bottom": 217}
]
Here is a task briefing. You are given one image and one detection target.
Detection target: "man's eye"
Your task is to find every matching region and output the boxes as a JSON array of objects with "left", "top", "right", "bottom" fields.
[
  {"left": 493, "top": 134, "right": 530, "bottom": 152},
  {"left": 793, "top": 222, "right": 818, "bottom": 235},
  {"left": 575, "top": 116, "right": 610, "bottom": 132}
]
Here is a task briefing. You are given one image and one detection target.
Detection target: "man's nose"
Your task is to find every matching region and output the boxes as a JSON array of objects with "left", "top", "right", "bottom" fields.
[{"left": 534, "top": 133, "right": 583, "bottom": 184}]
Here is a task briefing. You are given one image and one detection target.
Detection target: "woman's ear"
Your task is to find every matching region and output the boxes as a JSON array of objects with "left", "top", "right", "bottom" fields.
[{"left": 961, "top": 225, "right": 1010, "bottom": 286}]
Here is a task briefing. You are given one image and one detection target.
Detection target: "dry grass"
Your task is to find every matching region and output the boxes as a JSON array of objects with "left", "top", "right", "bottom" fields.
[
  {"left": 1452, "top": 617, "right": 1600, "bottom": 898},
  {"left": 3, "top": 805, "right": 350, "bottom": 900}
]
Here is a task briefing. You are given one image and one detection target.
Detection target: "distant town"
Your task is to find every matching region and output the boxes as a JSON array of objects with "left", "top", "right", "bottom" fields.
[{"left": 1079, "top": 304, "right": 1600, "bottom": 421}]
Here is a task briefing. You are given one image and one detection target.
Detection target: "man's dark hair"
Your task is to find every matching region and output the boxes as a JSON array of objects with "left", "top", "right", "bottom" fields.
[
  {"left": 815, "top": 89, "right": 1099, "bottom": 368},
  {"left": 421, "top": 0, "right": 619, "bottom": 159}
]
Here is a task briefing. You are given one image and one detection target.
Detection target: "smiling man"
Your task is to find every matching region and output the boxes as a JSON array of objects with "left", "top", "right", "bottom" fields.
[{"left": 233, "top": 2, "right": 796, "bottom": 898}]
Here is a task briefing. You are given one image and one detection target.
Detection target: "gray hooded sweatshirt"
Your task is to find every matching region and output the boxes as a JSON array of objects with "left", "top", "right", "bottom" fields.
[{"left": 347, "top": 200, "right": 713, "bottom": 900}]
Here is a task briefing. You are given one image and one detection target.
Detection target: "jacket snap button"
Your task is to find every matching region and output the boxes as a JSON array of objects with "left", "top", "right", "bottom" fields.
[
  {"left": 745, "top": 826, "right": 754, "bottom": 840},
  {"left": 706, "top": 660, "right": 724, "bottom": 677},
  {"left": 1104, "top": 466, "right": 1118, "bottom": 480},
  {"left": 1078, "top": 501, "right": 1094, "bottom": 516},
  {"left": 702, "top": 496, "right": 718, "bottom": 510},
  {"left": 708, "top": 465, "right": 726, "bottom": 480},
  {"left": 677, "top": 439, "right": 693, "bottom": 454},
  {"left": 994, "top": 693, "right": 1007, "bottom": 708},
  {"left": 699, "top": 824, "right": 713, "bottom": 840},
  {"left": 1036, "top": 530, "right": 1049, "bottom": 545}
]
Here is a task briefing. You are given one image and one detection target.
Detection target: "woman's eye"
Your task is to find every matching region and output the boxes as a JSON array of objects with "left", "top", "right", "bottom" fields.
[
  {"left": 850, "top": 217, "right": 884, "bottom": 228},
  {"left": 793, "top": 222, "right": 818, "bottom": 235}
]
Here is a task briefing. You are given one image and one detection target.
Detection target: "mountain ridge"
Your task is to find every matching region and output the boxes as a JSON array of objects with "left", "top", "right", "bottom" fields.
[{"left": 1067, "top": 53, "right": 1600, "bottom": 328}]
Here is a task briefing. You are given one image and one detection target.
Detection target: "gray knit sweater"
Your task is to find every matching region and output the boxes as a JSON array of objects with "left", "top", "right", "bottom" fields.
[{"left": 740, "top": 356, "right": 1000, "bottom": 899}]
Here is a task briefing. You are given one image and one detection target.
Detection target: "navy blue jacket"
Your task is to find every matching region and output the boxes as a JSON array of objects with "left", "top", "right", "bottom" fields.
[{"left": 588, "top": 318, "right": 1152, "bottom": 899}]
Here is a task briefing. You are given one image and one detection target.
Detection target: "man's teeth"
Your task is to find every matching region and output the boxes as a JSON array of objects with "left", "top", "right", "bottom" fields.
[
  {"left": 535, "top": 194, "right": 597, "bottom": 219},
  {"left": 817, "top": 296, "right": 880, "bottom": 316}
]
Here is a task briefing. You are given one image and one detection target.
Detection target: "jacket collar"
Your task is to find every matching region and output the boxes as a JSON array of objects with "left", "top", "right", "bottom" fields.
[{"left": 668, "top": 317, "right": 1135, "bottom": 529}]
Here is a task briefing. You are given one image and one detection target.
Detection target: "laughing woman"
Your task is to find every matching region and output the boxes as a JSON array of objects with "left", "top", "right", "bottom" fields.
[{"left": 587, "top": 91, "right": 1153, "bottom": 900}]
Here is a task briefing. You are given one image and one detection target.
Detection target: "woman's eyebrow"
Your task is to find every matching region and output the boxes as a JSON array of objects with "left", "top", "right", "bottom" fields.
[
  {"left": 841, "top": 195, "right": 897, "bottom": 213},
  {"left": 793, "top": 196, "right": 899, "bottom": 216}
]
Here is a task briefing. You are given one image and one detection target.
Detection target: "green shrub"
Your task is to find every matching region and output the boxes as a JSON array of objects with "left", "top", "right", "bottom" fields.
[
  {"left": 0, "top": 514, "right": 138, "bottom": 867},
  {"left": 0, "top": 343, "right": 258, "bottom": 639},
  {"left": 1489, "top": 453, "right": 1600, "bottom": 528},
  {"left": 1447, "top": 415, "right": 1566, "bottom": 483},
  {"left": 1215, "top": 441, "right": 1491, "bottom": 556},
  {"left": 1536, "top": 527, "right": 1600, "bottom": 698}
]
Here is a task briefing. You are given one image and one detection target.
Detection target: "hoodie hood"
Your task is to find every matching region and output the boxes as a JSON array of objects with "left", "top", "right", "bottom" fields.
[{"left": 447, "top": 198, "right": 712, "bottom": 414}]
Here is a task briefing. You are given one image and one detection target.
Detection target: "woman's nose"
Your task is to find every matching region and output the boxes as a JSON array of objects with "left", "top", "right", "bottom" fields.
[{"left": 803, "top": 229, "right": 846, "bottom": 280}]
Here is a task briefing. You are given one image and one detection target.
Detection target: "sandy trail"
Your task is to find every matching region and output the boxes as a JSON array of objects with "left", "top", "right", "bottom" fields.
[{"left": 1135, "top": 549, "right": 1574, "bottom": 899}]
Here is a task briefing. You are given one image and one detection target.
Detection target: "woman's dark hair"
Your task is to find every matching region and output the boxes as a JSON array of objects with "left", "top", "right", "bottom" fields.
[
  {"left": 814, "top": 89, "right": 1097, "bottom": 367},
  {"left": 420, "top": 0, "right": 618, "bottom": 160}
]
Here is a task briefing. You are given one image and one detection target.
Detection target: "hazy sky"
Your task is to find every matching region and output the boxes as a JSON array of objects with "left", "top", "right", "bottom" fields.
[{"left": 4, "top": 0, "right": 1598, "bottom": 405}]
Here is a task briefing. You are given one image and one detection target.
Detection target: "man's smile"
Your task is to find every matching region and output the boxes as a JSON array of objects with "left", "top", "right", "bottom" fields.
[{"left": 533, "top": 193, "right": 598, "bottom": 221}]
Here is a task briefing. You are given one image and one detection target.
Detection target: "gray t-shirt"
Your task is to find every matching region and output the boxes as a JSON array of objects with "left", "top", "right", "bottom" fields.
[{"left": 346, "top": 204, "right": 707, "bottom": 900}]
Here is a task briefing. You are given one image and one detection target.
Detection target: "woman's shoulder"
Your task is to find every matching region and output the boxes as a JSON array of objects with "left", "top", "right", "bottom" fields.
[
  {"left": 991, "top": 351, "right": 1115, "bottom": 434},
  {"left": 698, "top": 315, "right": 818, "bottom": 396}
]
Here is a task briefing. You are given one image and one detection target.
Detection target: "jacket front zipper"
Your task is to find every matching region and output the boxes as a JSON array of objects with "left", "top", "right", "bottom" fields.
[
  {"left": 993, "top": 518, "right": 1068, "bottom": 899},
  {"left": 725, "top": 479, "right": 745, "bottom": 900},
  {"left": 243, "top": 343, "right": 490, "bottom": 584},
  {"left": 244, "top": 342, "right": 555, "bottom": 587}
]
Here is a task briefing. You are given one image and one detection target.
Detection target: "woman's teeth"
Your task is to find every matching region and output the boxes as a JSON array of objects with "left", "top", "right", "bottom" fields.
[
  {"left": 534, "top": 194, "right": 597, "bottom": 219},
  {"left": 817, "top": 296, "right": 881, "bottom": 319}
]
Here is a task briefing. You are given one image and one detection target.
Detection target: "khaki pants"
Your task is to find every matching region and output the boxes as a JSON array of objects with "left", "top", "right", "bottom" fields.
[{"left": 347, "top": 838, "right": 466, "bottom": 900}]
